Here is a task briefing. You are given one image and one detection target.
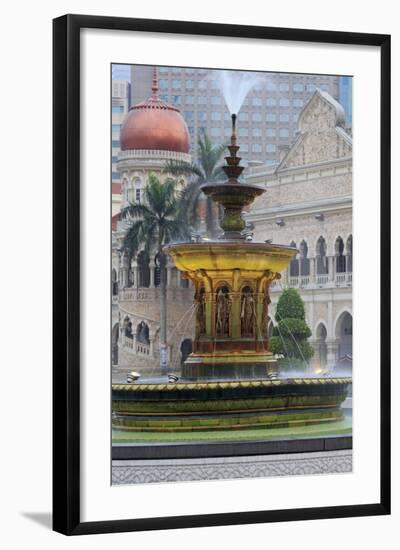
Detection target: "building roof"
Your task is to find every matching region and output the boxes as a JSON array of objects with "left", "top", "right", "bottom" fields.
[{"left": 120, "top": 68, "right": 190, "bottom": 154}]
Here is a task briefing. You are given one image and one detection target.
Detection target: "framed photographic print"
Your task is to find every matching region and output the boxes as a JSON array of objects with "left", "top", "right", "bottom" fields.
[{"left": 53, "top": 14, "right": 391, "bottom": 535}]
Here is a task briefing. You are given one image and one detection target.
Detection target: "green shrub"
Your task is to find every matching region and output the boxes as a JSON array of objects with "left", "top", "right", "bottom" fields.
[{"left": 270, "top": 289, "right": 314, "bottom": 369}]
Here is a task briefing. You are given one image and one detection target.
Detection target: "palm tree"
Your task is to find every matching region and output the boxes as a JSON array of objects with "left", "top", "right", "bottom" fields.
[
  {"left": 120, "top": 173, "right": 189, "bottom": 372},
  {"left": 164, "top": 132, "right": 226, "bottom": 237}
]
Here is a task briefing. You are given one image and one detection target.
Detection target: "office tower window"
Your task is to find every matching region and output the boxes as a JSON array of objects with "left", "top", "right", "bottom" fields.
[
  {"left": 184, "top": 111, "right": 194, "bottom": 120},
  {"left": 159, "top": 67, "right": 169, "bottom": 73},
  {"left": 252, "top": 143, "right": 262, "bottom": 153},
  {"left": 266, "top": 144, "right": 276, "bottom": 153},
  {"left": 224, "top": 112, "right": 230, "bottom": 121},
  {"left": 279, "top": 128, "right": 289, "bottom": 137},
  {"left": 211, "top": 112, "right": 221, "bottom": 121},
  {"left": 172, "top": 79, "right": 181, "bottom": 89},
  {"left": 112, "top": 124, "right": 120, "bottom": 133},
  {"left": 320, "top": 84, "right": 329, "bottom": 91},
  {"left": 293, "top": 99, "right": 304, "bottom": 108},
  {"left": 252, "top": 97, "right": 262, "bottom": 106},
  {"left": 185, "top": 67, "right": 195, "bottom": 74},
  {"left": 112, "top": 155, "right": 118, "bottom": 164},
  {"left": 112, "top": 105, "right": 124, "bottom": 113},
  {"left": 112, "top": 140, "right": 120, "bottom": 148},
  {"left": 252, "top": 112, "right": 262, "bottom": 122},
  {"left": 172, "top": 67, "right": 181, "bottom": 74},
  {"left": 172, "top": 95, "right": 181, "bottom": 105},
  {"left": 211, "top": 95, "right": 221, "bottom": 105},
  {"left": 239, "top": 128, "right": 248, "bottom": 137},
  {"left": 160, "top": 94, "right": 168, "bottom": 101},
  {"left": 307, "top": 84, "right": 316, "bottom": 92},
  {"left": 198, "top": 79, "right": 207, "bottom": 89},
  {"left": 186, "top": 80, "right": 194, "bottom": 89},
  {"left": 185, "top": 95, "right": 194, "bottom": 104},
  {"left": 197, "top": 111, "right": 206, "bottom": 121},
  {"left": 266, "top": 98, "right": 276, "bottom": 106},
  {"left": 266, "top": 128, "right": 276, "bottom": 137},
  {"left": 279, "top": 113, "right": 289, "bottom": 122},
  {"left": 252, "top": 128, "right": 262, "bottom": 137},
  {"left": 198, "top": 96, "right": 207, "bottom": 104},
  {"left": 238, "top": 112, "right": 248, "bottom": 121},
  {"left": 266, "top": 113, "right": 276, "bottom": 122},
  {"left": 293, "top": 83, "right": 304, "bottom": 92},
  {"left": 159, "top": 79, "right": 168, "bottom": 89},
  {"left": 112, "top": 171, "right": 120, "bottom": 180},
  {"left": 240, "top": 143, "right": 249, "bottom": 152},
  {"left": 266, "top": 81, "right": 277, "bottom": 91},
  {"left": 210, "top": 127, "right": 221, "bottom": 136},
  {"left": 224, "top": 127, "right": 231, "bottom": 137},
  {"left": 279, "top": 98, "right": 290, "bottom": 107},
  {"left": 279, "top": 83, "right": 289, "bottom": 91},
  {"left": 211, "top": 79, "right": 219, "bottom": 89}
]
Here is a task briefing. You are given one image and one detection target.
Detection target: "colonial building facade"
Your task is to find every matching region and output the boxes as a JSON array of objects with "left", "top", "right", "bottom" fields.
[
  {"left": 112, "top": 71, "right": 195, "bottom": 375},
  {"left": 246, "top": 89, "right": 352, "bottom": 373}
]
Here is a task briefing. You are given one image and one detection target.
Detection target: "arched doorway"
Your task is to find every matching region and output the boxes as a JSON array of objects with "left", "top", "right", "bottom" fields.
[
  {"left": 289, "top": 241, "right": 299, "bottom": 277},
  {"left": 136, "top": 321, "right": 150, "bottom": 345},
  {"left": 112, "top": 268, "right": 118, "bottom": 296},
  {"left": 112, "top": 323, "right": 119, "bottom": 365},
  {"left": 335, "top": 236, "right": 346, "bottom": 273},
  {"left": 180, "top": 338, "right": 193, "bottom": 365},
  {"left": 316, "top": 236, "right": 328, "bottom": 274},
  {"left": 336, "top": 312, "right": 352, "bottom": 358}
]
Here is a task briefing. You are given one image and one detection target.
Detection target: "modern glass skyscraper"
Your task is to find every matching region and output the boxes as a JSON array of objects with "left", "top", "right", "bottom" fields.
[
  {"left": 129, "top": 65, "right": 342, "bottom": 165},
  {"left": 339, "top": 76, "right": 353, "bottom": 124}
]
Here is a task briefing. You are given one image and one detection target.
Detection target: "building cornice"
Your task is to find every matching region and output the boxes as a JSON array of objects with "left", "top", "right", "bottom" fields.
[{"left": 246, "top": 194, "right": 352, "bottom": 222}]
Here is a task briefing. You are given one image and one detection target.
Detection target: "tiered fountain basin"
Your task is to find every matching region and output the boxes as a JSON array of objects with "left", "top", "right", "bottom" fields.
[
  {"left": 112, "top": 377, "right": 351, "bottom": 432},
  {"left": 164, "top": 240, "right": 298, "bottom": 379}
]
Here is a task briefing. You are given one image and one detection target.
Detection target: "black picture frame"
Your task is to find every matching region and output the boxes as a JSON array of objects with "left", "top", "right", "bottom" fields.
[{"left": 53, "top": 13, "right": 391, "bottom": 535}]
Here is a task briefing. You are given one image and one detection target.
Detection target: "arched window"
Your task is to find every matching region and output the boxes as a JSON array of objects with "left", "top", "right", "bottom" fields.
[
  {"left": 124, "top": 316, "right": 133, "bottom": 338},
  {"left": 346, "top": 235, "right": 353, "bottom": 273},
  {"left": 112, "top": 268, "right": 118, "bottom": 295},
  {"left": 299, "top": 240, "right": 310, "bottom": 276},
  {"left": 316, "top": 236, "right": 328, "bottom": 274},
  {"left": 137, "top": 251, "right": 150, "bottom": 288},
  {"left": 112, "top": 323, "right": 119, "bottom": 365},
  {"left": 335, "top": 237, "right": 346, "bottom": 273},
  {"left": 289, "top": 241, "right": 299, "bottom": 277},
  {"left": 133, "top": 177, "right": 142, "bottom": 204},
  {"left": 136, "top": 321, "right": 150, "bottom": 345}
]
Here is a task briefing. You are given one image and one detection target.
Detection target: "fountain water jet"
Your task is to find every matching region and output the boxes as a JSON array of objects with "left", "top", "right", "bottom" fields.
[{"left": 112, "top": 115, "right": 351, "bottom": 432}]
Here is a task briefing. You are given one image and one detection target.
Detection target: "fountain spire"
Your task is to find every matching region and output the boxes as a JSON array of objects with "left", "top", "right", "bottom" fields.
[{"left": 201, "top": 113, "right": 265, "bottom": 239}]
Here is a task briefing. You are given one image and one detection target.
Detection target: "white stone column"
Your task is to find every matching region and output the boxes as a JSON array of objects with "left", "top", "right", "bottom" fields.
[
  {"left": 133, "top": 266, "right": 139, "bottom": 288},
  {"left": 329, "top": 256, "right": 335, "bottom": 282},
  {"left": 326, "top": 339, "right": 339, "bottom": 371},
  {"left": 310, "top": 257, "right": 316, "bottom": 284},
  {"left": 149, "top": 337, "right": 154, "bottom": 357},
  {"left": 149, "top": 266, "right": 155, "bottom": 288}
]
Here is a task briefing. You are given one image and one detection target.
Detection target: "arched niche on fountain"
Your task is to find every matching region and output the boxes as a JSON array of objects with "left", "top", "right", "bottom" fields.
[
  {"left": 194, "top": 285, "right": 206, "bottom": 337},
  {"left": 240, "top": 284, "right": 256, "bottom": 338},
  {"left": 214, "top": 283, "right": 231, "bottom": 338}
]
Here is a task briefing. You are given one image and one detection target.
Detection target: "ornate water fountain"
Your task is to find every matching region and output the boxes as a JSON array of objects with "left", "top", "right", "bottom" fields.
[{"left": 112, "top": 115, "right": 351, "bottom": 432}]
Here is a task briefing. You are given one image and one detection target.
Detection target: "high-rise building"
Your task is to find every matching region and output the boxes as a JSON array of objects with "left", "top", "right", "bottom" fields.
[
  {"left": 339, "top": 76, "right": 353, "bottom": 124},
  {"left": 130, "top": 65, "right": 341, "bottom": 164},
  {"left": 111, "top": 79, "right": 131, "bottom": 217}
]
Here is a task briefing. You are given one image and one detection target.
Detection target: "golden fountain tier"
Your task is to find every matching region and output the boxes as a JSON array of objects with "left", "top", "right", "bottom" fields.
[
  {"left": 165, "top": 239, "right": 296, "bottom": 378},
  {"left": 165, "top": 240, "right": 296, "bottom": 379}
]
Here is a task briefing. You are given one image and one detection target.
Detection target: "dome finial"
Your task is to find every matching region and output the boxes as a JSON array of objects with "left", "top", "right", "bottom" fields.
[{"left": 151, "top": 66, "right": 158, "bottom": 99}]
